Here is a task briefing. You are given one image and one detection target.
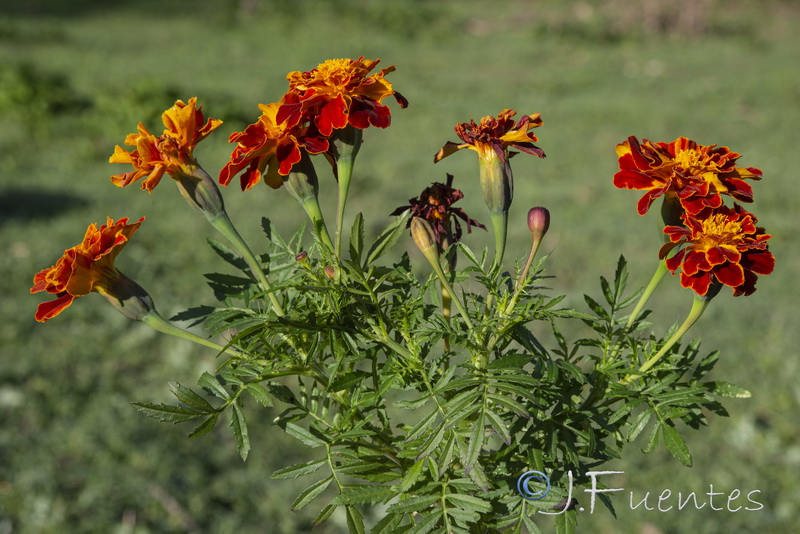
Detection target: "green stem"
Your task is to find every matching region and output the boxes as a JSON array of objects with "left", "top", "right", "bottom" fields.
[
  {"left": 506, "top": 236, "right": 543, "bottom": 314},
  {"left": 625, "top": 257, "right": 671, "bottom": 330},
  {"left": 621, "top": 292, "right": 711, "bottom": 384},
  {"left": 141, "top": 310, "right": 241, "bottom": 356},
  {"left": 490, "top": 211, "right": 508, "bottom": 268},
  {"left": 208, "top": 212, "right": 285, "bottom": 316},
  {"left": 334, "top": 158, "right": 354, "bottom": 259},
  {"left": 301, "top": 196, "right": 335, "bottom": 253},
  {"left": 430, "top": 259, "right": 474, "bottom": 332}
]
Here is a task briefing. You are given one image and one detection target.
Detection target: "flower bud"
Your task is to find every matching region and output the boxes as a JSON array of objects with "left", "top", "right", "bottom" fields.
[
  {"left": 295, "top": 251, "right": 308, "bottom": 263},
  {"left": 411, "top": 217, "right": 442, "bottom": 269},
  {"left": 324, "top": 265, "right": 336, "bottom": 280},
  {"left": 527, "top": 206, "right": 550, "bottom": 240}
]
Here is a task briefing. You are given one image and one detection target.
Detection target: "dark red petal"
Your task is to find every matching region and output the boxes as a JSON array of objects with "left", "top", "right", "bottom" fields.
[
  {"left": 35, "top": 294, "right": 75, "bottom": 322},
  {"left": 317, "top": 95, "right": 349, "bottom": 137},
  {"left": 714, "top": 262, "right": 745, "bottom": 288}
]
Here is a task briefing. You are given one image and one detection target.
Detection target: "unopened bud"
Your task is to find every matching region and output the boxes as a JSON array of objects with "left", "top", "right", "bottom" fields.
[
  {"left": 324, "top": 265, "right": 336, "bottom": 279},
  {"left": 527, "top": 206, "right": 550, "bottom": 240},
  {"left": 295, "top": 251, "right": 308, "bottom": 263}
]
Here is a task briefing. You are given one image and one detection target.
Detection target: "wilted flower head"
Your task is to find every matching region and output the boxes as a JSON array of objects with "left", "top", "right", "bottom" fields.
[
  {"left": 219, "top": 102, "right": 329, "bottom": 191},
  {"left": 614, "top": 136, "right": 762, "bottom": 216},
  {"left": 278, "top": 57, "right": 408, "bottom": 136},
  {"left": 391, "top": 174, "right": 485, "bottom": 249},
  {"left": 110, "top": 98, "right": 222, "bottom": 192},
  {"left": 434, "top": 109, "right": 545, "bottom": 164},
  {"left": 660, "top": 204, "right": 774, "bottom": 297},
  {"left": 31, "top": 217, "right": 147, "bottom": 321}
]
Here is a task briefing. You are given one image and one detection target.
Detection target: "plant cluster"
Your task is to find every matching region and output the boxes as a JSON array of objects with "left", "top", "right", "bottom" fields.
[{"left": 31, "top": 57, "right": 774, "bottom": 533}]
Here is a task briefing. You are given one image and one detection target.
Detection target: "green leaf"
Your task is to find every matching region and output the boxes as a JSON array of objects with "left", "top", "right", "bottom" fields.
[
  {"left": 400, "top": 459, "right": 426, "bottom": 492},
  {"left": 371, "top": 513, "right": 404, "bottom": 534},
  {"left": 555, "top": 509, "right": 577, "bottom": 534},
  {"left": 485, "top": 409, "right": 512, "bottom": 445},
  {"left": 417, "top": 424, "right": 447, "bottom": 460},
  {"left": 406, "top": 509, "right": 443, "bottom": 534},
  {"left": 641, "top": 423, "right": 661, "bottom": 454},
  {"left": 291, "top": 476, "right": 333, "bottom": 511},
  {"left": 404, "top": 409, "right": 438, "bottom": 444},
  {"left": 230, "top": 404, "right": 250, "bottom": 461},
  {"left": 487, "top": 353, "right": 532, "bottom": 369},
  {"left": 366, "top": 210, "right": 411, "bottom": 266},
  {"left": 245, "top": 382, "right": 273, "bottom": 407},
  {"left": 627, "top": 410, "right": 652, "bottom": 442},
  {"left": 284, "top": 422, "right": 327, "bottom": 448},
  {"left": 345, "top": 505, "right": 366, "bottom": 534},
  {"left": 662, "top": 424, "right": 693, "bottom": 466},
  {"left": 271, "top": 458, "right": 327, "bottom": 479},
  {"left": 349, "top": 212, "right": 365, "bottom": 264},
  {"left": 311, "top": 504, "right": 337, "bottom": 528},
  {"left": 386, "top": 494, "right": 440, "bottom": 514},
  {"left": 169, "top": 381, "right": 215, "bottom": 413},
  {"left": 446, "top": 493, "right": 492, "bottom": 513},
  {"left": 131, "top": 402, "right": 201, "bottom": 423},
  {"left": 188, "top": 413, "right": 218, "bottom": 438},
  {"left": 464, "top": 411, "right": 485, "bottom": 470},
  {"left": 709, "top": 381, "right": 752, "bottom": 399},
  {"left": 198, "top": 372, "right": 230, "bottom": 400},
  {"left": 328, "top": 371, "right": 369, "bottom": 392},
  {"left": 333, "top": 485, "right": 397, "bottom": 505}
]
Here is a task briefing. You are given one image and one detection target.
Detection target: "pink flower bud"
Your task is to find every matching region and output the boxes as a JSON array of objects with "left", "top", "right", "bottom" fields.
[
  {"left": 527, "top": 206, "right": 550, "bottom": 239},
  {"left": 324, "top": 265, "right": 336, "bottom": 280},
  {"left": 295, "top": 251, "right": 308, "bottom": 263}
]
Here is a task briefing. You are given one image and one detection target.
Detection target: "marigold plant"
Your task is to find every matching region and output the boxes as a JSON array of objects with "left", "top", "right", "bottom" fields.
[{"left": 31, "top": 57, "right": 775, "bottom": 534}]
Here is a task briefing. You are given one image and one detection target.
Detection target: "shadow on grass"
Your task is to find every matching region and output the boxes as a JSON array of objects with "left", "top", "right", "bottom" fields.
[{"left": 0, "top": 188, "right": 89, "bottom": 225}]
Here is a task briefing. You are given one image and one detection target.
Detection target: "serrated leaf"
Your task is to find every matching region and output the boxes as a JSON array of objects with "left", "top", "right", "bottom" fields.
[
  {"left": 349, "top": 213, "right": 365, "bottom": 264},
  {"left": 555, "top": 509, "right": 577, "bottom": 534},
  {"left": 404, "top": 409, "right": 438, "bottom": 444},
  {"left": 188, "top": 413, "right": 218, "bottom": 438},
  {"left": 400, "top": 459, "right": 426, "bottom": 492},
  {"left": 487, "top": 353, "right": 532, "bottom": 369},
  {"left": 463, "top": 411, "right": 485, "bottom": 470},
  {"left": 386, "top": 494, "right": 440, "bottom": 514},
  {"left": 169, "top": 382, "right": 215, "bottom": 413},
  {"left": 271, "top": 458, "right": 327, "bottom": 480},
  {"left": 485, "top": 409, "right": 512, "bottom": 445},
  {"left": 641, "top": 423, "right": 661, "bottom": 454},
  {"left": 709, "top": 381, "right": 751, "bottom": 399},
  {"left": 245, "top": 382, "right": 273, "bottom": 407},
  {"left": 230, "top": 404, "right": 250, "bottom": 461},
  {"left": 662, "top": 424, "right": 693, "bottom": 466},
  {"left": 334, "top": 485, "right": 396, "bottom": 505},
  {"left": 366, "top": 209, "right": 410, "bottom": 266},
  {"left": 284, "top": 422, "right": 327, "bottom": 447},
  {"left": 328, "top": 371, "right": 369, "bottom": 392},
  {"left": 131, "top": 402, "right": 202, "bottom": 423},
  {"left": 627, "top": 410, "right": 652, "bottom": 442},
  {"left": 417, "top": 424, "right": 447, "bottom": 460},
  {"left": 446, "top": 493, "right": 492, "bottom": 513},
  {"left": 291, "top": 476, "right": 332, "bottom": 511},
  {"left": 198, "top": 372, "right": 230, "bottom": 400},
  {"left": 312, "top": 504, "right": 337, "bottom": 528},
  {"left": 406, "top": 509, "right": 443, "bottom": 534},
  {"left": 371, "top": 513, "right": 404, "bottom": 534},
  {"left": 346, "top": 505, "right": 366, "bottom": 534}
]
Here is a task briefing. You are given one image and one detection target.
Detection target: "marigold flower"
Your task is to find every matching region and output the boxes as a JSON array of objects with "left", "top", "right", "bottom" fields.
[
  {"left": 110, "top": 98, "right": 222, "bottom": 192},
  {"left": 434, "top": 109, "right": 545, "bottom": 164},
  {"left": 614, "top": 136, "right": 762, "bottom": 216},
  {"left": 391, "top": 174, "right": 485, "bottom": 250},
  {"left": 659, "top": 205, "right": 774, "bottom": 297},
  {"left": 277, "top": 57, "right": 408, "bottom": 137},
  {"left": 219, "top": 102, "right": 329, "bottom": 191},
  {"left": 31, "top": 217, "right": 147, "bottom": 321}
]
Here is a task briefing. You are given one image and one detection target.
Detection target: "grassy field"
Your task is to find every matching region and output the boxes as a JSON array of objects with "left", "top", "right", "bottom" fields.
[{"left": 2, "top": 0, "right": 799, "bottom": 532}]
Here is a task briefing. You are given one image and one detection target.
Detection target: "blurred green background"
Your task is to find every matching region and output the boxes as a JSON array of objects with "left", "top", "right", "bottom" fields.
[{"left": 1, "top": 0, "right": 798, "bottom": 532}]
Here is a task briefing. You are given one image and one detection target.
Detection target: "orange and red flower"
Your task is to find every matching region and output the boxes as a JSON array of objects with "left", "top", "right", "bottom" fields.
[
  {"left": 614, "top": 136, "right": 762, "bottom": 216},
  {"left": 277, "top": 57, "right": 408, "bottom": 137},
  {"left": 219, "top": 102, "right": 329, "bottom": 191},
  {"left": 110, "top": 98, "right": 222, "bottom": 192},
  {"left": 660, "top": 205, "right": 773, "bottom": 297},
  {"left": 31, "top": 217, "right": 144, "bottom": 321},
  {"left": 434, "top": 109, "right": 545, "bottom": 164},
  {"left": 391, "top": 174, "right": 485, "bottom": 249}
]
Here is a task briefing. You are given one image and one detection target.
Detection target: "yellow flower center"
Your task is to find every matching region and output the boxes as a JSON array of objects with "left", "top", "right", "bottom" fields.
[
  {"left": 310, "top": 59, "right": 355, "bottom": 89},
  {"left": 673, "top": 147, "right": 727, "bottom": 192},
  {"left": 695, "top": 214, "right": 744, "bottom": 251}
]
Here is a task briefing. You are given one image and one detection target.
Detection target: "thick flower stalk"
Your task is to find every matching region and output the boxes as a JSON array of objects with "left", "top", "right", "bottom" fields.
[
  {"left": 111, "top": 98, "right": 283, "bottom": 315},
  {"left": 614, "top": 135, "right": 762, "bottom": 219},
  {"left": 434, "top": 109, "right": 545, "bottom": 264},
  {"left": 660, "top": 204, "right": 774, "bottom": 297},
  {"left": 278, "top": 57, "right": 408, "bottom": 257}
]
